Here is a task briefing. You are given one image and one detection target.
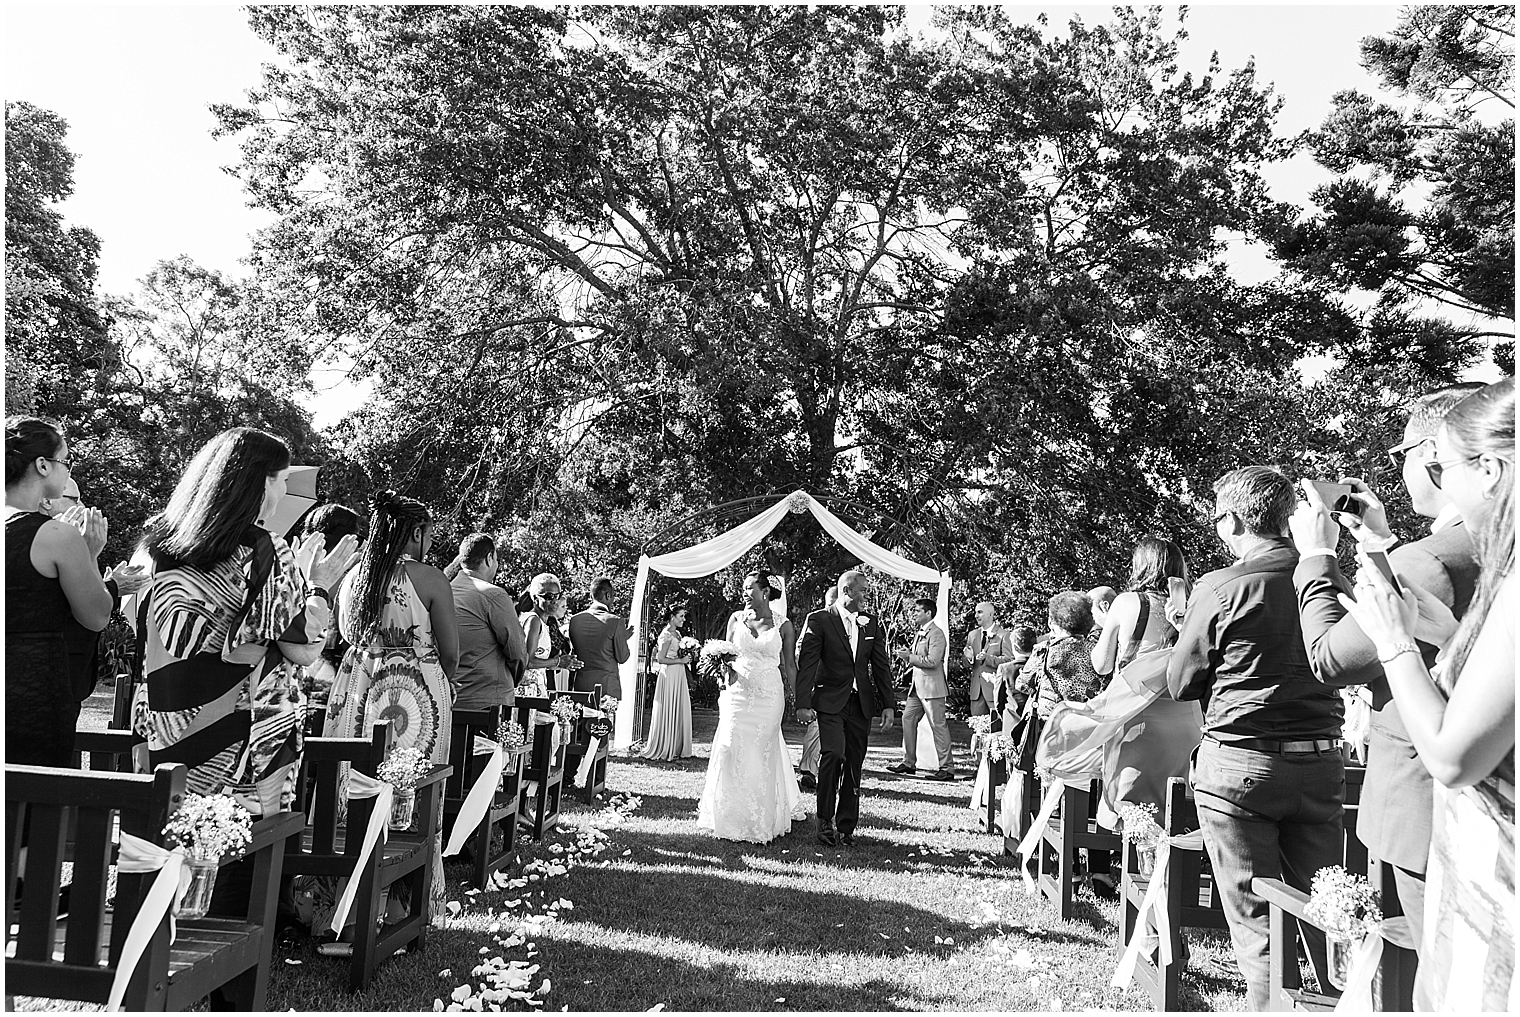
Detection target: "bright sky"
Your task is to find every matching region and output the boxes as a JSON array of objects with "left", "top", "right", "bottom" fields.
[{"left": 7, "top": 3, "right": 1449, "bottom": 423}]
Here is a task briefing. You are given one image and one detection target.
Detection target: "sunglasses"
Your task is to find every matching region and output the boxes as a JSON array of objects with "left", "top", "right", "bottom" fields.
[
  {"left": 43, "top": 455, "right": 76, "bottom": 471},
  {"left": 1386, "top": 437, "right": 1433, "bottom": 469},
  {"left": 1424, "top": 454, "right": 1480, "bottom": 490}
]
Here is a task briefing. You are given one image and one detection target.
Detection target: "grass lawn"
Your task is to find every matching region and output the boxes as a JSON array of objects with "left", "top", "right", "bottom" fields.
[{"left": 64, "top": 690, "right": 1249, "bottom": 1012}]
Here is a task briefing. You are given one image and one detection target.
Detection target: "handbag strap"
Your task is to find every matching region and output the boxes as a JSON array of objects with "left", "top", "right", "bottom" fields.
[{"left": 1039, "top": 642, "right": 1068, "bottom": 705}]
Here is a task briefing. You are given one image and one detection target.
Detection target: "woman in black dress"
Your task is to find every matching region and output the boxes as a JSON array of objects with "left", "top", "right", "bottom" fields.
[{"left": 5, "top": 417, "right": 117, "bottom": 766}]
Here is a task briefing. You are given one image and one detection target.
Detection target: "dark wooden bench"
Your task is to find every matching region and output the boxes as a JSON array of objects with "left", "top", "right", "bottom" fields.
[
  {"left": 512, "top": 697, "right": 566, "bottom": 840},
  {"left": 1117, "top": 777, "right": 1230, "bottom": 1010},
  {"left": 1035, "top": 778, "right": 1122, "bottom": 920},
  {"left": 442, "top": 707, "right": 525, "bottom": 889},
  {"left": 6, "top": 761, "right": 302, "bottom": 1010},
  {"left": 562, "top": 686, "right": 610, "bottom": 805},
  {"left": 283, "top": 721, "right": 452, "bottom": 991}
]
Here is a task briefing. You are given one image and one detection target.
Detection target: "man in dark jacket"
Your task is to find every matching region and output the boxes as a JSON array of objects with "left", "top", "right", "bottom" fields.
[
  {"left": 1169, "top": 466, "right": 1344, "bottom": 1011},
  {"left": 1288, "top": 383, "right": 1483, "bottom": 958}
]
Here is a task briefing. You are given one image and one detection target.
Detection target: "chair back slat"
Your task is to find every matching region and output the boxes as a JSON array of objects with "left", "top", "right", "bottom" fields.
[
  {"left": 15, "top": 802, "right": 67, "bottom": 962},
  {"left": 61, "top": 805, "right": 114, "bottom": 967},
  {"left": 292, "top": 722, "right": 392, "bottom": 861}
]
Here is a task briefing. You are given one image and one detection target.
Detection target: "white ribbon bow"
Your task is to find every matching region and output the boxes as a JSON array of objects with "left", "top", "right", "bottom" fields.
[
  {"left": 107, "top": 833, "right": 191, "bottom": 1012},
  {"left": 1110, "top": 830, "right": 1206, "bottom": 990},
  {"left": 444, "top": 736, "right": 508, "bottom": 858},
  {"left": 1334, "top": 924, "right": 1388, "bottom": 1012},
  {"left": 1016, "top": 778, "right": 1068, "bottom": 893},
  {"left": 330, "top": 769, "right": 394, "bottom": 935},
  {"left": 575, "top": 737, "right": 602, "bottom": 787},
  {"left": 967, "top": 755, "right": 991, "bottom": 813}
]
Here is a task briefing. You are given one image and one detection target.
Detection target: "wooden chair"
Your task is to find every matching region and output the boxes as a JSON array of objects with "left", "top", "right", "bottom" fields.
[
  {"left": 979, "top": 753, "right": 1005, "bottom": 834},
  {"left": 561, "top": 686, "right": 610, "bottom": 805},
  {"left": 1035, "top": 778, "right": 1122, "bottom": 920},
  {"left": 512, "top": 697, "right": 566, "bottom": 840},
  {"left": 72, "top": 727, "right": 143, "bottom": 774},
  {"left": 1001, "top": 767, "right": 1041, "bottom": 857},
  {"left": 1252, "top": 765, "right": 1393, "bottom": 1011},
  {"left": 6, "top": 761, "right": 302, "bottom": 1010},
  {"left": 442, "top": 707, "right": 524, "bottom": 889},
  {"left": 1118, "top": 777, "right": 1230, "bottom": 1010},
  {"left": 282, "top": 721, "right": 452, "bottom": 991}
]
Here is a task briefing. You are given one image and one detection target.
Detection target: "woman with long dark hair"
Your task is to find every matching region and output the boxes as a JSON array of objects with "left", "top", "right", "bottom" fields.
[
  {"left": 5, "top": 417, "right": 125, "bottom": 766},
  {"left": 324, "top": 489, "right": 458, "bottom": 926},
  {"left": 133, "top": 427, "right": 355, "bottom": 814},
  {"left": 643, "top": 602, "right": 695, "bottom": 760},
  {"left": 1341, "top": 377, "right": 1514, "bottom": 1010}
]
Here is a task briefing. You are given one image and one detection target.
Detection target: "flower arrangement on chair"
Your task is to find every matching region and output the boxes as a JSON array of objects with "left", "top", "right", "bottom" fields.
[{"left": 162, "top": 793, "right": 254, "bottom": 918}]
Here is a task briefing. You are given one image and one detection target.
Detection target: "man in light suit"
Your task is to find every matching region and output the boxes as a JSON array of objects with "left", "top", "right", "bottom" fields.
[
  {"left": 1289, "top": 383, "right": 1483, "bottom": 958},
  {"left": 568, "top": 576, "right": 632, "bottom": 700},
  {"left": 963, "top": 601, "right": 1012, "bottom": 717},
  {"left": 887, "top": 598, "right": 953, "bottom": 780}
]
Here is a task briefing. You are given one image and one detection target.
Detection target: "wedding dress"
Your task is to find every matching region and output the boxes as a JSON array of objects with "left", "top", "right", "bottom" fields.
[{"left": 697, "top": 623, "right": 804, "bottom": 843}]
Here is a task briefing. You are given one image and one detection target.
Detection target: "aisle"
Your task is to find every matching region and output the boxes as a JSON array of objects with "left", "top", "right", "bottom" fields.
[{"left": 252, "top": 709, "right": 1246, "bottom": 1012}]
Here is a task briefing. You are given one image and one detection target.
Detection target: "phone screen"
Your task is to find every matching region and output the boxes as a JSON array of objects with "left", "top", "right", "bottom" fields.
[
  {"left": 1305, "top": 480, "right": 1355, "bottom": 507},
  {"left": 1365, "top": 549, "right": 1401, "bottom": 591}
]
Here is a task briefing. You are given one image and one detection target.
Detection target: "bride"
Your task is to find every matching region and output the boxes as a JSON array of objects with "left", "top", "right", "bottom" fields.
[{"left": 697, "top": 571, "right": 804, "bottom": 843}]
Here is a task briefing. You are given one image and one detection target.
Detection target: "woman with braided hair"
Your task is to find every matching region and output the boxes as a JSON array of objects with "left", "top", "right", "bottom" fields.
[{"left": 323, "top": 488, "right": 458, "bottom": 927}]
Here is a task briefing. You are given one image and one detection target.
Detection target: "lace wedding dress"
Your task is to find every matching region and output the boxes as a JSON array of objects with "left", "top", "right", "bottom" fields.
[{"left": 697, "top": 623, "right": 804, "bottom": 843}]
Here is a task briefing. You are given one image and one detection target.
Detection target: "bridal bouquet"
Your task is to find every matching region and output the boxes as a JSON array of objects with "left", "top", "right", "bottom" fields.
[
  {"left": 1304, "top": 866, "right": 1382, "bottom": 940},
  {"left": 698, "top": 639, "right": 742, "bottom": 686},
  {"left": 163, "top": 793, "right": 253, "bottom": 863},
  {"left": 678, "top": 636, "right": 701, "bottom": 661}
]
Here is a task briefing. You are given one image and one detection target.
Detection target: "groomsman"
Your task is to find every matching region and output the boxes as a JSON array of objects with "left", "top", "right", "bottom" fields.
[
  {"left": 962, "top": 602, "right": 1012, "bottom": 717},
  {"left": 569, "top": 576, "right": 632, "bottom": 698},
  {"left": 887, "top": 598, "right": 953, "bottom": 780}
]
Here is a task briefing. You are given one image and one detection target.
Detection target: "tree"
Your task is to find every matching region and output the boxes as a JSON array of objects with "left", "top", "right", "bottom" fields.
[
  {"left": 5, "top": 101, "right": 115, "bottom": 415},
  {"left": 1270, "top": 5, "right": 1515, "bottom": 373}
]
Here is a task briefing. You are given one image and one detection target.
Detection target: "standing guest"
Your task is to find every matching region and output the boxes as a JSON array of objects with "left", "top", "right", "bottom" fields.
[
  {"left": 299, "top": 503, "right": 363, "bottom": 716},
  {"left": 1091, "top": 537, "right": 1201, "bottom": 819},
  {"left": 325, "top": 489, "right": 457, "bottom": 926},
  {"left": 449, "top": 533, "right": 528, "bottom": 712},
  {"left": 1168, "top": 466, "right": 1344, "bottom": 1012},
  {"left": 546, "top": 591, "right": 576, "bottom": 691},
  {"left": 518, "top": 574, "right": 577, "bottom": 693},
  {"left": 1289, "top": 383, "right": 1483, "bottom": 960},
  {"left": 5, "top": 418, "right": 133, "bottom": 766},
  {"left": 42, "top": 477, "right": 148, "bottom": 704},
  {"left": 568, "top": 576, "right": 632, "bottom": 700},
  {"left": 643, "top": 603, "right": 695, "bottom": 760},
  {"left": 1338, "top": 378, "right": 1514, "bottom": 1011},
  {"left": 1087, "top": 586, "right": 1118, "bottom": 631},
  {"left": 887, "top": 598, "right": 953, "bottom": 780},
  {"left": 962, "top": 602, "right": 1012, "bottom": 719},
  {"left": 134, "top": 427, "right": 354, "bottom": 813},
  {"left": 793, "top": 586, "right": 838, "bottom": 790}
]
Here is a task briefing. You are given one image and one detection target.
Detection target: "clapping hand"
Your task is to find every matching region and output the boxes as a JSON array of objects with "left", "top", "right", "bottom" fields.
[
  {"left": 296, "top": 532, "right": 360, "bottom": 591},
  {"left": 60, "top": 505, "right": 109, "bottom": 558},
  {"left": 106, "top": 561, "right": 149, "bottom": 597}
]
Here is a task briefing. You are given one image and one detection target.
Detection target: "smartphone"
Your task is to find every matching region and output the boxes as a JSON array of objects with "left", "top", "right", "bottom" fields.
[
  {"left": 1304, "top": 480, "right": 1355, "bottom": 507},
  {"left": 1364, "top": 548, "right": 1402, "bottom": 592}
]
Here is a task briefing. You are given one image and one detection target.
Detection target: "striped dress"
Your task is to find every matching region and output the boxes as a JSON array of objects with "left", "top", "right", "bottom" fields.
[{"left": 133, "top": 533, "right": 322, "bottom": 817}]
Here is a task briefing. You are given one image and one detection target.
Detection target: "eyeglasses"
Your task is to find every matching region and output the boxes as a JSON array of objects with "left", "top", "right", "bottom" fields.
[
  {"left": 1424, "top": 454, "right": 1481, "bottom": 490},
  {"left": 55, "top": 494, "right": 82, "bottom": 507},
  {"left": 1387, "top": 437, "right": 1433, "bottom": 469},
  {"left": 1211, "top": 509, "right": 1230, "bottom": 525},
  {"left": 44, "top": 455, "right": 75, "bottom": 471}
]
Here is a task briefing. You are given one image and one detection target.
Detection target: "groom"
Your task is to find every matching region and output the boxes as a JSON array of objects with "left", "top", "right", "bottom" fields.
[{"left": 796, "top": 570, "right": 896, "bottom": 847}]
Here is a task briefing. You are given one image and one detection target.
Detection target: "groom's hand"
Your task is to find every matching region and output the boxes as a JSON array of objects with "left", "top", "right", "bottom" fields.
[
  {"left": 880, "top": 708, "right": 895, "bottom": 730},
  {"left": 795, "top": 709, "right": 816, "bottom": 726}
]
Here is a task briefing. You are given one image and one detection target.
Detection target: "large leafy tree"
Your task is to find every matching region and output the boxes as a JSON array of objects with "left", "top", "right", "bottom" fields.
[
  {"left": 214, "top": 6, "right": 1415, "bottom": 625},
  {"left": 1270, "top": 5, "right": 1515, "bottom": 373}
]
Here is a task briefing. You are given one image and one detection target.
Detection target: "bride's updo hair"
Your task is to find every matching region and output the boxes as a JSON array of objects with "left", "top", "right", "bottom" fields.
[{"left": 744, "top": 571, "right": 782, "bottom": 602}]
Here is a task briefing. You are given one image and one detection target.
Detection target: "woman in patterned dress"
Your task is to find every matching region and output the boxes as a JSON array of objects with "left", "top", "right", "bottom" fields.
[
  {"left": 324, "top": 489, "right": 458, "bottom": 926},
  {"left": 1342, "top": 378, "right": 1515, "bottom": 1011},
  {"left": 135, "top": 427, "right": 355, "bottom": 817}
]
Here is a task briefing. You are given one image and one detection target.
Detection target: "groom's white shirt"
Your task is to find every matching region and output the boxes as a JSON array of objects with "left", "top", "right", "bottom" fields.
[{"left": 836, "top": 601, "right": 860, "bottom": 656}]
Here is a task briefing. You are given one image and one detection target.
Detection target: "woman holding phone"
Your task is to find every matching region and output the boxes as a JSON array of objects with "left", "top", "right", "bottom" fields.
[{"left": 1339, "top": 377, "right": 1513, "bottom": 1011}]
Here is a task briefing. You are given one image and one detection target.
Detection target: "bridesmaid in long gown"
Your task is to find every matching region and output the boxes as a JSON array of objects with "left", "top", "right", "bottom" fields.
[{"left": 643, "top": 603, "right": 694, "bottom": 760}]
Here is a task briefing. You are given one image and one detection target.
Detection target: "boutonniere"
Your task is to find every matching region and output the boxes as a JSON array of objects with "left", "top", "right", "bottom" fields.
[{"left": 857, "top": 614, "right": 871, "bottom": 624}]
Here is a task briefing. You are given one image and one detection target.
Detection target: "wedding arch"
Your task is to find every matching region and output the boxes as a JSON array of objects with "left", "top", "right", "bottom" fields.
[{"left": 614, "top": 490, "right": 953, "bottom": 749}]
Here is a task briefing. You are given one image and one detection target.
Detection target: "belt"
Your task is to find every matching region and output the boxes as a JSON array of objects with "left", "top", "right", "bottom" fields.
[{"left": 1209, "top": 735, "right": 1342, "bottom": 756}]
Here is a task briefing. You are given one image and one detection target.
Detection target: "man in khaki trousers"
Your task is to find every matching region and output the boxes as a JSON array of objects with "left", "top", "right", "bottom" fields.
[{"left": 887, "top": 598, "right": 953, "bottom": 780}]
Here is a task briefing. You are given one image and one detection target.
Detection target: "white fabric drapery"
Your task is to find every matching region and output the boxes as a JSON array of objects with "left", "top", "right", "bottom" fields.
[{"left": 615, "top": 490, "right": 952, "bottom": 749}]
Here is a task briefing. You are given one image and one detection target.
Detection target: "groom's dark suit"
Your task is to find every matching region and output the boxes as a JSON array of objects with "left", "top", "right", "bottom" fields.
[{"left": 796, "top": 605, "right": 895, "bottom": 838}]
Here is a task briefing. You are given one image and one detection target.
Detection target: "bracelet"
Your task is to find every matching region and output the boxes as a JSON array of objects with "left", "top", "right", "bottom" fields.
[{"left": 1378, "top": 640, "right": 1420, "bottom": 664}]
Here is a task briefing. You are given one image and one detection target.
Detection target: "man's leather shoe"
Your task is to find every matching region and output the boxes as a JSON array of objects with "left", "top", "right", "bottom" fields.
[
  {"left": 925, "top": 768, "right": 956, "bottom": 782},
  {"left": 839, "top": 831, "right": 858, "bottom": 848},
  {"left": 798, "top": 771, "right": 818, "bottom": 791},
  {"left": 817, "top": 820, "right": 839, "bottom": 847},
  {"left": 885, "top": 762, "right": 915, "bottom": 775}
]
